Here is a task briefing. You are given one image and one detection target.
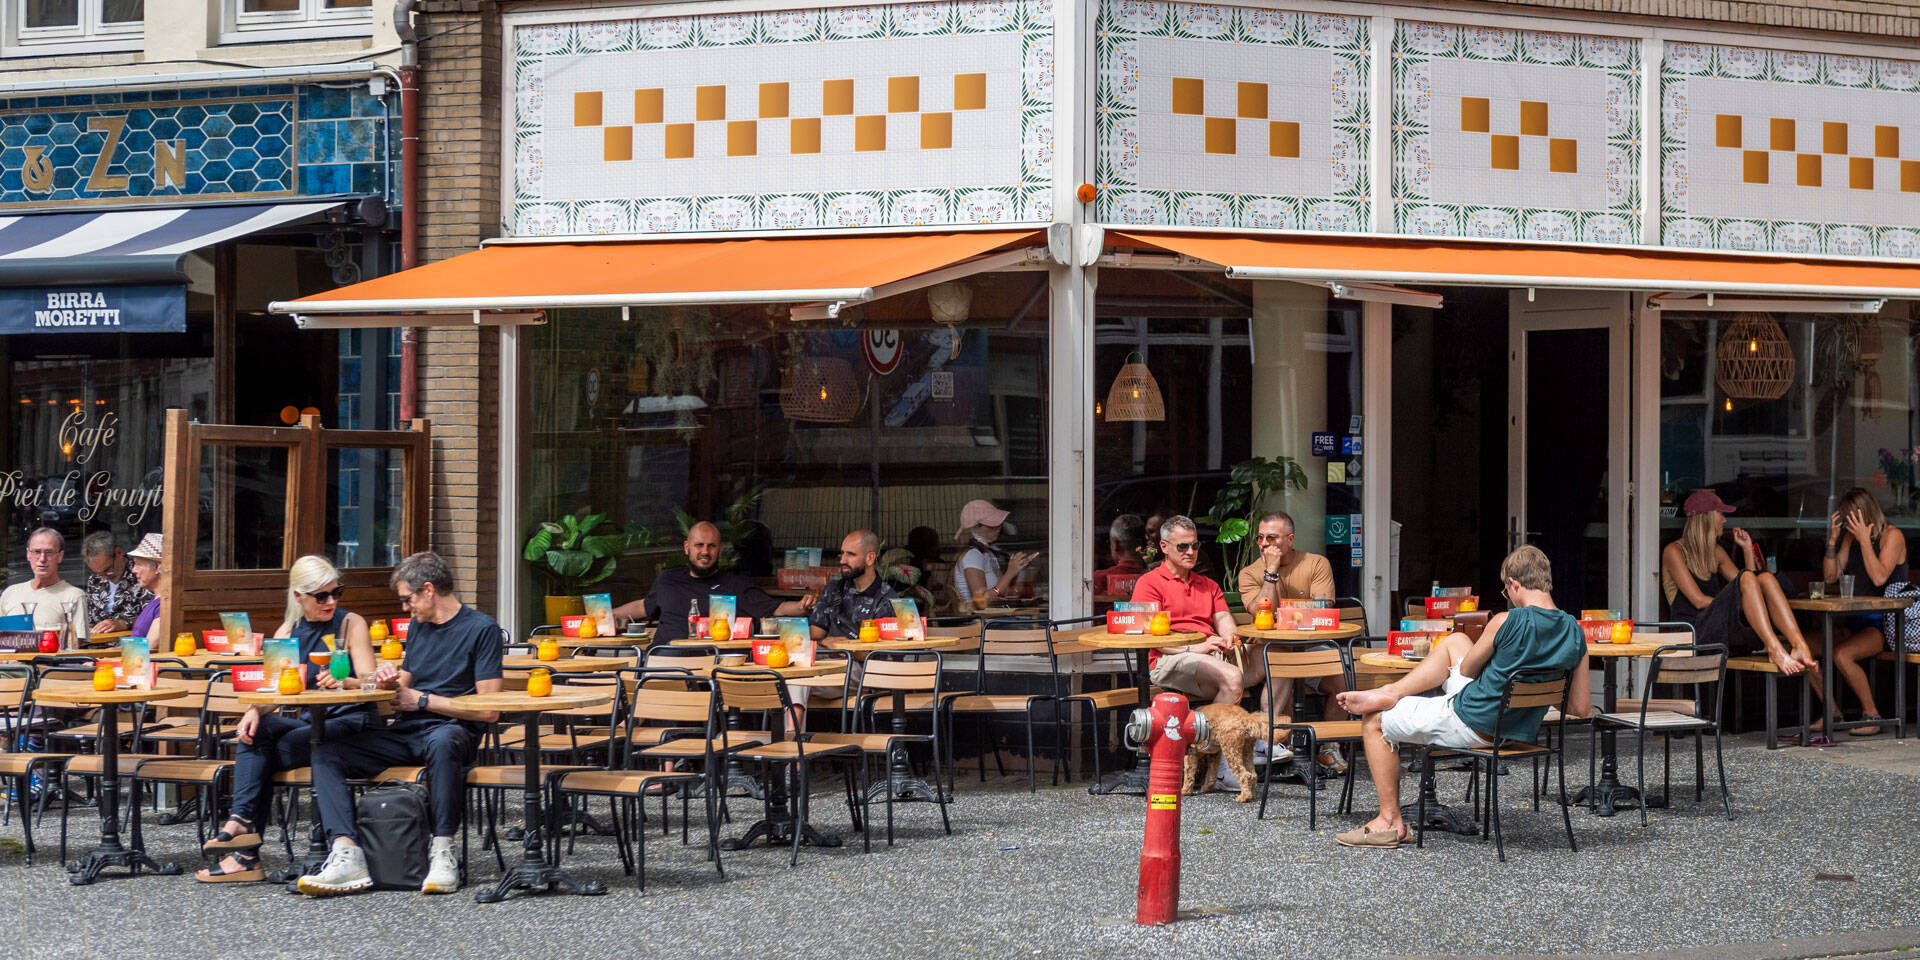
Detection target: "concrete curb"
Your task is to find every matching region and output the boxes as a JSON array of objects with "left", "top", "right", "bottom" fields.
[{"left": 1406, "top": 926, "right": 1919, "bottom": 960}]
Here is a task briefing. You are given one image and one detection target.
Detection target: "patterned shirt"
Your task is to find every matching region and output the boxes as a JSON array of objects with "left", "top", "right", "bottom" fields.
[
  {"left": 86, "top": 563, "right": 152, "bottom": 628},
  {"left": 809, "top": 573, "right": 898, "bottom": 639}
]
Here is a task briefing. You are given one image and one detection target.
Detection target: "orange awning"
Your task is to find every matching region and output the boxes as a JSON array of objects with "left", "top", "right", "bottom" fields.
[
  {"left": 273, "top": 230, "right": 1045, "bottom": 316},
  {"left": 1112, "top": 231, "right": 1920, "bottom": 299}
]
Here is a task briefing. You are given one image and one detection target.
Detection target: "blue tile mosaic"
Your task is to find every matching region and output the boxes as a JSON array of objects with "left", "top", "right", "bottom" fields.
[{"left": 0, "top": 81, "right": 394, "bottom": 207}]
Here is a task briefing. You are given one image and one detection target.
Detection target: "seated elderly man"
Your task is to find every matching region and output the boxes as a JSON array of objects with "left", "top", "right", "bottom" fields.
[{"left": 1331, "top": 545, "right": 1590, "bottom": 849}]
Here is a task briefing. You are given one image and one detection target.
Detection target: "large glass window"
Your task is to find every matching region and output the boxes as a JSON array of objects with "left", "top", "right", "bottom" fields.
[
  {"left": 1659, "top": 307, "right": 1920, "bottom": 581},
  {"left": 11, "top": 0, "right": 142, "bottom": 52},
  {"left": 1092, "top": 273, "right": 1364, "bottom": 605},
  {"left": 517, "top": 273, "right": 1050, "bottom": 631}
]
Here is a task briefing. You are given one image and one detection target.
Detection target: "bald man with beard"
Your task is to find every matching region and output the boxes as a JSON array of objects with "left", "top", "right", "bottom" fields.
[{"left": 612, "top": 521, "right": 814, "bottom": 641}]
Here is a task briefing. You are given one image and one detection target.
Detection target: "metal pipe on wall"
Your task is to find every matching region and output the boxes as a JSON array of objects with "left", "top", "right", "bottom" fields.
[{"left": 395, "top": 0, "right": 420, "bottom": 423}]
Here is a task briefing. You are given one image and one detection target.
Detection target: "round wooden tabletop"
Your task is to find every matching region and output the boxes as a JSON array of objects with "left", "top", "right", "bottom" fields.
[
  {"left": 697, "top": 662, "right": 846, "bottom": 679},
  {"left": 237, "top": 687, "right": 396, "bottom": 707},
  {"left": 1069, "top": 629, "right": 1205, "bottom": 650},
  {"left": 1238, "top": 623, "right": 1365, "bottom": 642},
  {"left": 34, "top": 682, "right": 191, "bottom": 705},
  {"left": 0, "top": 649, "right": 121, "bottom": 662},
  {"left": 503, "top": 654, "right": 636, "bottom": 673},
  {"left": 1584, "top": 639, "right": 1692, "bottom": 657},
  {"left": 167, "top": 654, "right": 265, "bottom": 669},
  {"left": 668, "top": 637, "right": 756, "bottom": 650},
  {"left": 450, "top": 688, "right": 612, "bottom": 713},
  {"left": 1788, "top": 596, "right": 1912, "bottom": 614},
  {"left": 822, "top": 636, "right": 963, "bottom": 652},
  {"left": 1360, "top": 651, "right": 1419, "bottom": 670}
]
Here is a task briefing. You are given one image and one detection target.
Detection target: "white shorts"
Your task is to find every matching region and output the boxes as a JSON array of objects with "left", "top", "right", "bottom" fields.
[{"left": 1378, "top": 666, "right": 1491, "bottom": 750}]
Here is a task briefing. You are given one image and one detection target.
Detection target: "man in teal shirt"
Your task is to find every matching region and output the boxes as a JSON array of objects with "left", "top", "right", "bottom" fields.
[{"left": 1332, "top": 545, "right": 1591, "bottom": 848}]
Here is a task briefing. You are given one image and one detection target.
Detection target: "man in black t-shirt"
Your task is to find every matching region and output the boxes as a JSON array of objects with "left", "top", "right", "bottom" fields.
[
  {"left": 611, "top": 520, "right": 813, "bottom": 641},
  {"left": 299, "top": 551, "right": 504, "bottom": 897}
]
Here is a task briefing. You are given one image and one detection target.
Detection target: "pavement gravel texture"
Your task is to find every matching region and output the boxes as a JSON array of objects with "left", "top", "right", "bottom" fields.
[{"left": 4, "top": 734, "right": 1918, "bottom": 960}]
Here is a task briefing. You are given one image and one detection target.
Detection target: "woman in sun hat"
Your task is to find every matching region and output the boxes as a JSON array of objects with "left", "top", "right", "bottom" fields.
[
  {"left": 126, "top": 533, "right": 165, "bottom": 644},
  {"left": 953, "top": 499, "right": 1037, "bottom": 610}
]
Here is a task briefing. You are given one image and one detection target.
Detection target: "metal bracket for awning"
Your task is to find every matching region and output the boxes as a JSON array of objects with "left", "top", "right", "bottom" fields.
[
  {"left": 291, "top": 311, "right": 547, "bottom": 329},
  {"left": 1646, "top": 292, "right": 1885, "bottom": 314},
  {"left": 786, "top": 245, "right": 1049, "bottom": 322},
  {"left": 1322, "top": 281, "right": 1444, "bottom": 309}
]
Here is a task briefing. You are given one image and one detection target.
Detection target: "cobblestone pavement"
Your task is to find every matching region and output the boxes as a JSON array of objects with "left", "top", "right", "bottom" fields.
[{"left": 4, "top": 734, "right": 1917, "bottom": 960}]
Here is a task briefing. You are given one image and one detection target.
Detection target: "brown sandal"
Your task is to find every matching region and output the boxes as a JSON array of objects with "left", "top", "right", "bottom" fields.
[
  {"left": 194, "top": 851, "right": 263, "bottom": 883},
  {"left": 203, "top": 817, "right": 260, "bottom": 854}
]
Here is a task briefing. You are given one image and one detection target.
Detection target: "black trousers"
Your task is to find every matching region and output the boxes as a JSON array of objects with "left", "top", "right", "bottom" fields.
[
  {"left": 310, "top": 717, "right": 476, "bottom": 842},
  {"left": 229, "top": 711, "right": 371, "bottom": 826}
]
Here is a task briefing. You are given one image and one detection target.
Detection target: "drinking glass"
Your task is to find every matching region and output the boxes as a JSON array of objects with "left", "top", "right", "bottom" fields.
[
  {"left": 1839, "top": 575, "right": 1855, "bottom": 598},
  {"left": 1809, "top": 580, "right": 1827, "bottom": 600}
]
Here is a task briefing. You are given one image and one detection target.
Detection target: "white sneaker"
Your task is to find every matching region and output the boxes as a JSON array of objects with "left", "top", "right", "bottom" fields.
[
  {"left": 1216, "top": 763, "right": 1240, "bottom": 791},
  {"left": 1256, "top": 739, "right": 1294, "bottom": 763},
  {"left": 421, "top": 836, "right": 459, "bottom": 894},
  {"left": 297, "top": 840, "right": 372, "bottom": 897}
]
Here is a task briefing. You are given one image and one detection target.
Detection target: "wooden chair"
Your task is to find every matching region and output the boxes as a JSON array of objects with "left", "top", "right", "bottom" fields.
[
  {"left": 128, "top": 672, "right": 250, "bottom": 849},
  {"left": 0, "top": 663, "right": 72, "bottom": 864},
  {"left": 1414, "top": 670, "right": 1577, "bottom": 862},
  {"left": 934, "top": 618, "right": 1062, "bottom": 792},
  {"left": 1592, "top": 644, "right": 1732, "bottom": 825},
  {"left": 1334, "top": 596, "right": 1367, "bottom": 635},
  {"left": 1052, "top": 614, "right": 1140, "bottom": 786},
  {"left": 712, "top": 668, "right": 863, "bottom": 865},
  {"left": 1257, "top": 642, "right": 1361, "bottom": 828},
  {"left": 548, "top": 670, "right": 714, "bottom": 889},
  {"left": 819, "top": 651, "right": 952, "bottom": 843},
  {"left": 463, "top": 674, "right": 613, "bottom": 872}
]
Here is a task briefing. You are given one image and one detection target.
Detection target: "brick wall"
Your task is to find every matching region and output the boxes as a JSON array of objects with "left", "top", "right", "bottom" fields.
[
  {"left": 1434, "top": 0, "right": 1920, "bottom": 40},
  {"left": 415, "top": 0, "right": 501, "bottom": 610}
]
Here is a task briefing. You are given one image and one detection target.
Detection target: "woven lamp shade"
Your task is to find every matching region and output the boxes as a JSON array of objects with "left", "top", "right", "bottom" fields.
[
  {"left": 780, "top": 356, "right": 861, "bottom": 422},
  {"left": 1104, "top": 353, "right": 1165, "bottom": 421},
  {"left": 1714, "top": 312, "right": 1795, "bottom": 400}
]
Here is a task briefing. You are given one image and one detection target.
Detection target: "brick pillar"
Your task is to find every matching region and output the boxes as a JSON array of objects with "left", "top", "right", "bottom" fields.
[{"left": 416, "top": 0, "right": 502, "bottom": 610}]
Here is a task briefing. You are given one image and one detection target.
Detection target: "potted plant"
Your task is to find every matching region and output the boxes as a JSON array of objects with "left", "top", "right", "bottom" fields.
[
  {"left": 522, "top": 511, "right": 642, "bottom": 624},
  {"left": 1200, "top": 454, "right": 1311, "bottom": 580}
]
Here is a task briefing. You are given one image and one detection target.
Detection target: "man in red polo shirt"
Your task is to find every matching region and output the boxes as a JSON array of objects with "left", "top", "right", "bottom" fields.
[{"left": 1130, "top": 515, "right": 1268, "bottom": 706}]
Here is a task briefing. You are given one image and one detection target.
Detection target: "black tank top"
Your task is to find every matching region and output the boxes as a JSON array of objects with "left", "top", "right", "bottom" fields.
[
  {"left": 1843, "top": 533, "right": 1909, "bottom": 590},
  {"left": 289, "top": 608, "right": 372, "bottom": 721},
  {"left": 1669, "top": 568, "right": 1724, "bottom": 622}
]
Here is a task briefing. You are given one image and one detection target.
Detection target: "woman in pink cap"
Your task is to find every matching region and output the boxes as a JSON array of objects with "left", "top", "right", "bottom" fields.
[
  {"left": 1660, "top": 489, "right": 1816, "bottom": 681},
  {"left": 954, "top": 499, "right": 1038, "bottom": 610}
]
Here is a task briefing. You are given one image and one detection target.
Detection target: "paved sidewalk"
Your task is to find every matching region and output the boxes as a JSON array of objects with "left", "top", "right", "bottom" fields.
[{"left": 3, "top": 734, "right": 1917, "bottom": 959}]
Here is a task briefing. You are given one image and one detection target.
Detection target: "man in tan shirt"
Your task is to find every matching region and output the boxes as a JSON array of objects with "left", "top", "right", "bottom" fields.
[{"left": 1235, "top": 511, "right": 1346, "bottom": 772}]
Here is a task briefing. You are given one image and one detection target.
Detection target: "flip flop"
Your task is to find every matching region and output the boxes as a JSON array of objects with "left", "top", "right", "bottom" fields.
[
  {"left": 194, "top": 852, "right": 263, "bottom": 884},
  {"left": 202, "top": 818, "right": 260, "bottom": 854},
  {"left": 1335, "top": 826, "right": 1407, "bottom": 849},
  {"left": 1848, "top": 717, "right": 1885, "bottom": 737}
]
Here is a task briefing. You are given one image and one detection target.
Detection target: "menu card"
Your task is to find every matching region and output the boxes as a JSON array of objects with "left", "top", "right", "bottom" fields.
[
  {"left": 776, "top": 618, "right": 816, "bottom": 668},
  {"left": 582, "top": 594, "right": 615, "bottom": 636},
  {"left": 218, "top": 613, "right": 260, "bottom": 656},
  {"left": 117, "top": 637, "right": 154, "bottom": 689}
]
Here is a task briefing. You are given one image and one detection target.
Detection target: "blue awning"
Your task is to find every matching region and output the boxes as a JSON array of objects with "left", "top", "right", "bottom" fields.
[{"left": 0, "top": 201, "right": 341, "bottom": 333}]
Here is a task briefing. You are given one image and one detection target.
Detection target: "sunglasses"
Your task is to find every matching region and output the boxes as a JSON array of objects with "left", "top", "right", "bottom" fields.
[
  {"left": 1167, "top": 542, "right": 1200, "bottom": 553},
  {"left": 305, "top": 587, "right": 347, "bottom": 603}
]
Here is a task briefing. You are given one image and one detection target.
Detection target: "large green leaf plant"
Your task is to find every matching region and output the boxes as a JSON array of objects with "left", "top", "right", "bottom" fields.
[
  {"left": 1201, "top": 455, "right": 1310, "bottom": 577},
  {"left": 523, "top": 511, "right": 654, "bottom": 595}
]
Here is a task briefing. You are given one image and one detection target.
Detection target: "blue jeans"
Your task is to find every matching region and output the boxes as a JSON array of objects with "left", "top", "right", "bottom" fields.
[
  {"left": 309, "top": 717, "right": 476, "bottom": 842},
  {"left": 228, "top": 711, "right": 372, "bottom": 826}
]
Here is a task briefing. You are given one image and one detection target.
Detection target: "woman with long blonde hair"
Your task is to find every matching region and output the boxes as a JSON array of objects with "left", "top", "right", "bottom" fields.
[
  {"left": 1661, "top": 490, "right": 1816, "bottom": 680},
  {"left": 195, "top": 555, "right": 380, "bottom": 883},
  {"left": 1820, "top": 487, "right": 1907, "bottom": 736}
]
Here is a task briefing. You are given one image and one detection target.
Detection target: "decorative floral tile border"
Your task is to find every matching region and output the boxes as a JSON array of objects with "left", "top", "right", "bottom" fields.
[
  {"left": 1392, "top": 22, "right": 1641, "bottom": 244},
  {"left": 1661, "top": 42, "right": 1920, "bottom": 258},
  {"left": 509, "top": 1, "right": 1054, "bottom": 236},
  {"left": 1094, "top": 0, "right": 1371, "bottom": 231}
]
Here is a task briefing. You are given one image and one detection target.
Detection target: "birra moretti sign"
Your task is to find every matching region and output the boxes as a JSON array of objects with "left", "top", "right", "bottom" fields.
[{"left": 0, "top": 284, "right": 185, "bottom": 334}]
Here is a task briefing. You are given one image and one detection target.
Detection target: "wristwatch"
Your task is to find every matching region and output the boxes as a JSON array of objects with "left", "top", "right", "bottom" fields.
[{"left": 416, "top": 689, "right": 431, "bottom": 711}]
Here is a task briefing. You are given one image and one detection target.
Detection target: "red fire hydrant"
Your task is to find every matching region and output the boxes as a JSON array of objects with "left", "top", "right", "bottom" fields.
[{"left": 1126, "top": 692, "right": 1210, "bottom": 926}]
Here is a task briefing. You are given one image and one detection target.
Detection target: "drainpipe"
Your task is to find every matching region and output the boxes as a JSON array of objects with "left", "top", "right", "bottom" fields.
[{"left": 395, "top": 0, "right": 420, "bottom": 423}]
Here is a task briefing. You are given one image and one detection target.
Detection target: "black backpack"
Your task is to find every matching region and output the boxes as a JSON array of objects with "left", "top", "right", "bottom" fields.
[{"left": 355, "top": 780, "right": 429, "bottom": 890}]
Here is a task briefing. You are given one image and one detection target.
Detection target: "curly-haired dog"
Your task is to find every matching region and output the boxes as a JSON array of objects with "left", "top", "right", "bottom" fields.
[{"left": 1183, "top": 703, "right": 1260, "bottom": 802}]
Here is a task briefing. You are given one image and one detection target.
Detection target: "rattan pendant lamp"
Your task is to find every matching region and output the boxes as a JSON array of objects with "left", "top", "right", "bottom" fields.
[
  {"left": 780, "top": 356, "right": 861, "bottom": 422},
  {"left": 1104, "top": 351, "right": 1165, "bottom": 421},
  {"left": 1715, "top": 312, "right": 1795, "bottom": 404}
]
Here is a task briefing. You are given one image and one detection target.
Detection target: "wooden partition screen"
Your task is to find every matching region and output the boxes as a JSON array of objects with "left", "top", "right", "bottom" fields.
[{"left": 157, "top": 409, "right": 431, "bottom": 643}]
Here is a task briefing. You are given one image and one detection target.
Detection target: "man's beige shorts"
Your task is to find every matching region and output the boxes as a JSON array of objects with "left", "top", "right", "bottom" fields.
[{"left": 1148, "top": 651, "right": 1219, "bottom": 697}]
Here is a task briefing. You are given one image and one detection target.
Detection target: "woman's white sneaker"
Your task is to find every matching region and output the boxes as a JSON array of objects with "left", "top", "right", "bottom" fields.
[{"left": 296, "top": 840, "right": 372, "bottom": 896}]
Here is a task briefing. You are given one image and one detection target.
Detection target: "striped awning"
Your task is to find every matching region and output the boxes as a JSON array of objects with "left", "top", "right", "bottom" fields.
[{"left": 0, "top": 201, "right": 342, "bottom": 286}]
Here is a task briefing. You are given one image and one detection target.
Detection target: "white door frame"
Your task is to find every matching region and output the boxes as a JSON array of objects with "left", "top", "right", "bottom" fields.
[{"left": 1507, "top": 291, "right": 1633, "bottom": 613}]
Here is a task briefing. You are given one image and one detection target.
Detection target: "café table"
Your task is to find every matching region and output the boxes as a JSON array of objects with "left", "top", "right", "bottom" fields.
[
  {"left": 503, "top": 654, "right": 636, "bottom": 674},
  {"left": 1787, "top": 596, "right": 1908, "bottom": 743},
  {"left": 1573, "top": 638, "right": 1692, "bottom": 817},
  {"left": 820, "top": 635, "right": 964, "bottom": 803},
  {"left": 701, "top": 660, "right": 854, "bottom": 851},
  {"left": 0, "top": 649, "right": 122, "bottom": 662},
  {"left": 1355, "top": 651, "right": 1478, "bottom": 836},
  {"left": 33, "top": 681, "right": 189, "bottom": 884},
  {"left": 1068, "top": 629, "right": 1204, "bottom": 796},
  {"left": 669, "top": 636, "right": 757, "bottom": 651},
  {"left": 236, "top": 686, "right": 397, "bottom": 883},
  {"left": 451, "top": 687, "right": 614, "bottom": 903}
]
